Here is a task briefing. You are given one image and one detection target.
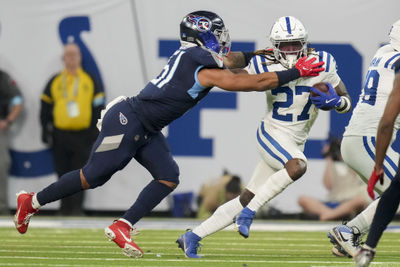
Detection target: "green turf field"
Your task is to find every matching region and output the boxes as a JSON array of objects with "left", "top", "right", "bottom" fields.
[{"left": 1, "top": 227, "right": 400, "bottom": 266}]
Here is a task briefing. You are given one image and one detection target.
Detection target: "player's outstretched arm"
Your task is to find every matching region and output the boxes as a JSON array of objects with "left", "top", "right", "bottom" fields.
[
  {"left": 223, "top": 49, "right": 273, "bottom": 69},
  {"left": 198, "top": 68, "right": 279, "bottom": 91},
  {"left": 199, "top": 56, "right": 325, "bottom": 92}
]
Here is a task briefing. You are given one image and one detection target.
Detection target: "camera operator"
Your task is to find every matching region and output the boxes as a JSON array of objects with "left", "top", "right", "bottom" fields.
[{"left": 298, "top": 137, "right": 371, "bottom": 221}]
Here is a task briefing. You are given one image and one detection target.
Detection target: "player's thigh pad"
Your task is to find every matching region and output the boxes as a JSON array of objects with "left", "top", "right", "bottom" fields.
[
  {"left": 246, "top": 159, "right": 278, "bottom": 194},
  {"left": 256, "top": 121, "right": 306, "bottom": 170},
  {"left": 341, "top": 135, "right": 398, "bottom": 193},
  {"left": 83, "top": 101, "right": 148, "bottom": 188},
  {"left": 134, "top": 132, "right": 180, "bottom": 184}
]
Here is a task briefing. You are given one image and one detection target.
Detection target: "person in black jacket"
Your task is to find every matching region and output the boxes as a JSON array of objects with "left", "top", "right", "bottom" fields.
[{"left": 0, "top": 70, "right": 23, "bottom": 215}]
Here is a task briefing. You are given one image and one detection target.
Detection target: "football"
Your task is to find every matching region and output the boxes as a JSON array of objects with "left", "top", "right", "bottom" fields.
[{"left": 310, "top": 82, "right": 329, "bottom": 97}]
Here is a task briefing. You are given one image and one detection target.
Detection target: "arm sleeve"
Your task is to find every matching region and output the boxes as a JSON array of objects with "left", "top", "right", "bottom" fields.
[
  {"left": 319, "top": 51, "right": 341, "bottom": 88},
  {"left": 1, "top": 71, "right": 22, "bottom": 100},
  {"left": 244, "top": 56, "right": 260, "bottom": 74}
]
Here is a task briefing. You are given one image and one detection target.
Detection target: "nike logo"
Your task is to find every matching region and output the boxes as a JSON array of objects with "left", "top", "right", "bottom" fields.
[
  {"left": 118, "top": 229, "right": 132, "bottom": 243},
  {"left": 337, "top": 230, "right": 349, "bottom": 242},
  {"left": 14, "top": 206, "right": 22, "bottom": 227},
  {"left": 325, "top": 99, "right": 335, "bottom": 104}
]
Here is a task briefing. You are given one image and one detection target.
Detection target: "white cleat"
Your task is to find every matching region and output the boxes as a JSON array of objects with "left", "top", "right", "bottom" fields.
[{"left": 328, "top": 224, "right": 362, "bottom": 258}]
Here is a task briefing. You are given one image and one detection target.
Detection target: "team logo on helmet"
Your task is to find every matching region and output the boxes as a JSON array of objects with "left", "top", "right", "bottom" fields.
[{"left": 187, "top": 14, "right": 212, "bottom": 32}]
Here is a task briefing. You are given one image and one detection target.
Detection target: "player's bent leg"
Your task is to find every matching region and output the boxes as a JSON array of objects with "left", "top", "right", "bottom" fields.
[
  {"left": 14, "top": 168, "right": 87, "bottom": 234},
  {"left": 189, "top": 195, "right": 244, "bottom": 256},
  {"left": 328, "top": 135, "right": 398, "bottom": 257},
  {"left": 105, "top": 219, "right": 143, "bottom": 258},
  {"left": 236, "top": 158, "right": 306, "bottom": 238}
]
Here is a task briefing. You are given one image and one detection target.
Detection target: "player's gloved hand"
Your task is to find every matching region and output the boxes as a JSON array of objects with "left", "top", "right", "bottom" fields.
[
  {"left": 367, "top": 166, "right": 384, "bottom": 200},
  {"left": 295, "top": 56, "right": 325, "bottom": 77},
  {"left": 310, "top": 83, "right": 341, "bottom": 109}
]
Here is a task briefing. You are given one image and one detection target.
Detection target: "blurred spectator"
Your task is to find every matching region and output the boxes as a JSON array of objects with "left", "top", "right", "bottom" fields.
[
  {"left": 298, "top": 138, "right": 370, "bottom": 221},
  {"left": 197, "top": 171, "right": 242, "bottom": 219},
  {"left": 0, "top": 70, "right": 23, "bottom": 215},
  {"left": 40, "top": 43, "right": 105, "bottom": 215}
]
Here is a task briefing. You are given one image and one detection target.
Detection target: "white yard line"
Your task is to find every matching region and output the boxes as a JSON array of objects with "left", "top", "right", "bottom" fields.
[{"left": 1, "top": 217, "right": 400, "bottom": 232}]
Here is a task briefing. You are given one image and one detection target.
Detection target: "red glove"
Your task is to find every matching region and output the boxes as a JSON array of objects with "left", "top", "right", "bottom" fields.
[
  {"left": 367, "top": 167, "right": 384, "bottom": 200},
  {"left": 295, "top": 56, "right": 325, "bottom": 77}
]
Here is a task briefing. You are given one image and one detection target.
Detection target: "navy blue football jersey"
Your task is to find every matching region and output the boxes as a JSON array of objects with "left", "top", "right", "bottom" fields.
[{"left": 128, "top": 46, "right": 223, "bottom": 132}]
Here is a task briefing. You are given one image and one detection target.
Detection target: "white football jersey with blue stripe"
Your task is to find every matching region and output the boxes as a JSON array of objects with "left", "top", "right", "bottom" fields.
[
  {"left": 245, "top": 51, "right": 341, "bottom": 145},
  {"left": 344, "top": 44, "right": 400, "bottom": 138}
]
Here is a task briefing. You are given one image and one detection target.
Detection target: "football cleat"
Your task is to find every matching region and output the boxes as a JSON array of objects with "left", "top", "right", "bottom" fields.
[
  {"left": 14, "top": 191, "right": 38, "bottom": 234},
  {"left": 354, "top": 245, "right": 375, "bottom": 267},
  {"left": 105, "top": 220, "right": 143, "bottom": 258},
  {"left": 328, "top": 224, "right": 362, "bottom": 258},
  {"left": 176, "top": 230, "right": 202, "bottom": 258},
  {"left": 331, "top": 244, "right": 348, "bottom": 257},
  {"left": 235, "top": 207, "right": 256, "bottom": 238}
]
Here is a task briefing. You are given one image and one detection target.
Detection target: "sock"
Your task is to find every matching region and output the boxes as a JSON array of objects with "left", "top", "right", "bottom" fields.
[
  {"left": 347, "top": 198, "right": 380, "bottom": 234},
  {"left": 118, "top": 218, "right": 133, "bottom": 229},
  {"left": 366, "top": 176, "right": 400, "bottom": 248},
  {"left": 193, "top": 196, "right": 242, "bottom": 238},
  {"left": 247, "top": 168, "right": 293, "bottom": 212},
  {"left": 122, "top": 180, "right": 173, "bottom": 226},
  {"left": 36, "top": 170, "right": 83, "bottom": 206},
  {"left": 31, "top": 194, "right": 42, "bottom": 209}
]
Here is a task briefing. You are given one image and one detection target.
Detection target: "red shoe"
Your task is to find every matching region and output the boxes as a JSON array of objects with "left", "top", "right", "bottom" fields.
[
  {"left": 14, "top": 191, "right": 38, "bottom": 234},
  {"left": 105, "top": 220, "right": 143, "bottom": 258}
]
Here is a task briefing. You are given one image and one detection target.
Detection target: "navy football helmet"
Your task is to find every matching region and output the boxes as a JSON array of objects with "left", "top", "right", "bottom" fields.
[{"left": 180, "top": 11, "right": 231, "bottom": 56}]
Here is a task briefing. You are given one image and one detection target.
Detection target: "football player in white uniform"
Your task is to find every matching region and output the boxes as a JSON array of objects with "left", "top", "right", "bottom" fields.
[
  {"left": 177, "top": 16, "right": 352, "bottom": 258},
  {"left": 328, "top": 19, "right": 400, "bottom": 259}
]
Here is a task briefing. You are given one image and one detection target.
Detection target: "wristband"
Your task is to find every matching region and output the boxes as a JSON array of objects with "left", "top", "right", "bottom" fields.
[
  {"left": 276, "top": 68, "right": 300, "bottom": 86},
  {"left": 242, "top": 52, "right": 254, "bottom": 66},
  {"left": 335, "top": 96, "right": 351, "bottom": 113}
]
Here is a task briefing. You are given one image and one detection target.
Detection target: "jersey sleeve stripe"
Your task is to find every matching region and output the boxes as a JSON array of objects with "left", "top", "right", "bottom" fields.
[
  {"left": 187, "top": 65, "right": 207, "bottom": 99},
  {"left": 260, "top": 121, "right": 293, "bottom": 161},
  {"left": 257, "top": 128, "right": 285, "bottom": 166},
  {"left": 383, "top": 53, "right": 400, "bottom": 69},
  {"left": 318, "top": 51, "right": 323, "bottom": 63},
  {"left": 391, "top": 57, "right": 400, "bottom": 71},
  {"left": 252, "top": 56, "right": 261, "bottom": 74},
  {"left": 260, "top": 56, "right": 269, "bottom": 72},
  {"left": 326, "top": 53, "right": 331, "bottom": 72}
]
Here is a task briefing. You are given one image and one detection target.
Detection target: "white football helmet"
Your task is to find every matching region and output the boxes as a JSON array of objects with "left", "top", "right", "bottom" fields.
[
  {"left": 389, "top": 19, "right": 400, "bottom": 52},
  {"left": 269, "top": 16, "right": 308, "bottom": 68}
]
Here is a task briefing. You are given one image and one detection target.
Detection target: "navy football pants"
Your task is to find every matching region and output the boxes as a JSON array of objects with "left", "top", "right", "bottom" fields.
[{"left": 82, "top": 100, "right": 179, "bottom": 188}]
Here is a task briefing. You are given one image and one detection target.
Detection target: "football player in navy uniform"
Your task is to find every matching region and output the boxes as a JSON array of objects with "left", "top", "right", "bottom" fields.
[{"left": 13, "top": 11, "right": 324, "bottom": 258}]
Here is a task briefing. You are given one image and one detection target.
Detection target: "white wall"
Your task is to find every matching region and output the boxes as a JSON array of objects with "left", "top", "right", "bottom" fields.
[{"left": 2, "top": 0, "right": 399, "bottom": 213}]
